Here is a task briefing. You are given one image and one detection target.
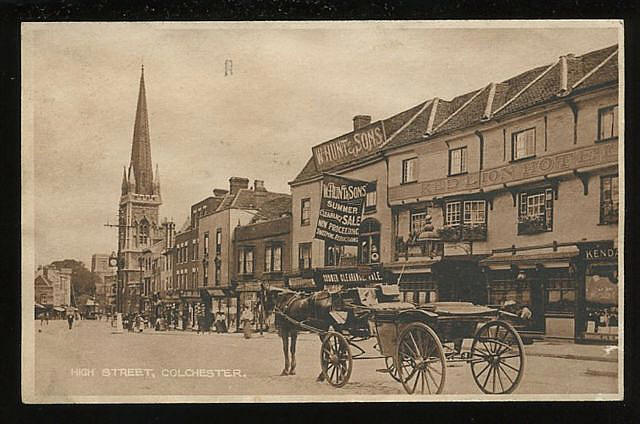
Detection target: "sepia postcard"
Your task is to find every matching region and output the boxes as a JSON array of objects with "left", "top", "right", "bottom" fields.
[{"left": 21, "top": 20, "right": 624, "bottom": 403}]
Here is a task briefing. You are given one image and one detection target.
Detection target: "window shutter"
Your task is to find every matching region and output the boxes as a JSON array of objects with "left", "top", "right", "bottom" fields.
[
  {"left": 519, "top": 193, "right": 527, "bottom": 217},
  {"left": 545, "top": 188, "right": 554, "bottom": 230}
]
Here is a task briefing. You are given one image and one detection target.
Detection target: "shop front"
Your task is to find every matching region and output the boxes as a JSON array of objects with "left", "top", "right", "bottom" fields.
[
  {"left": 202, "top": 288, "right": 235, "bottom": 331},
  {"left": 480, "top": 245, "right": 580, "bottom": 340},
  {"left": 575, "top": 240, "right": 619, "bottom": 344},
  {"left": 180, "top": 289, "right": 201, "bottom": 331},
  {"left": 388, "top": 260, "right": 440, "bottom": 305}
]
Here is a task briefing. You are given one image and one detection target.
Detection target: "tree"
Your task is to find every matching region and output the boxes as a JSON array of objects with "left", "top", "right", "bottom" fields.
[{"left": 49, "top": 259, "right": 101, "bottom": 302}]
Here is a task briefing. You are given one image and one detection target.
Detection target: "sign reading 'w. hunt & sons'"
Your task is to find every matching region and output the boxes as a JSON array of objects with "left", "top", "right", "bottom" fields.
[
  {"left": 315, "top": 174, "right": 368, "bottom": 245},
  {"left": 312, "top": 121, "right": 386, "bottom": 172}
]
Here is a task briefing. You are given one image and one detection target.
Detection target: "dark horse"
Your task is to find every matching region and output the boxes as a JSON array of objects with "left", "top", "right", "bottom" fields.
[{"left": 260, "top": 284, "right": 336, "bottom": 379}]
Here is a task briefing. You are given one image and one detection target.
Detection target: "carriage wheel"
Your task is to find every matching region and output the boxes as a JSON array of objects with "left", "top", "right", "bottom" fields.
[
  {"left": 320, "top": 332, "right": 353, "bottom": 388},
  {"left": 395, "top": 323, "right": 446, "bottom": 394},
  {"left": 385, "top": 356, "right": 402, "bottom": 382},
  {"left": 470, "top": 320, "right": 525, "bottom": 394}
]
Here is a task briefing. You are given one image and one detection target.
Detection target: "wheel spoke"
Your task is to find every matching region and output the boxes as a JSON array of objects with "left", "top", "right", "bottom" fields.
[
  {"left": 482, "top": 363, "right": 493, "bottom": 389},
  {"left": 420, "top": 369, "right": 426, "bottom": 393},
  {"left": 492, "top": 365, "right": 497, "bottom": 393},
  {"left": 500, "top": 359, "right": 521, "bottom": 374},
  {"left": 474, "top": 361, "right": 491, "bottom": 379},
  {"left": 330, "top": 365, "right": 336, "bottom": 383},
  {"left": 425, "top": 366, "right": 439, "bottom": 392},
  {"left": 497, "top": 364, "right": 515, "bottom": 386},
  {"left": 499, "top": 353, "right": 522, "bottom": 360},
  {"left": 496, "top": 364, "right": 505, "bottom": 393},
  {"left": 411, "top": 369, "right": 420, "bottom": 393},
  {"left": 409, "top": 332, "right": 421, "bottom": 359}
]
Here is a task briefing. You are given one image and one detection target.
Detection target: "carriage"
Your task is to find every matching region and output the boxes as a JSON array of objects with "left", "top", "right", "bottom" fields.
[{"left": 278, "top": 283, "right": 526, "bottom": 395}]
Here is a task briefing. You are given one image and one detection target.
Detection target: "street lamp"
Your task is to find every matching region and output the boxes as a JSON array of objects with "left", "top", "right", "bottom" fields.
[{"left": 138, "top": 248, "right": 152, "bottom": 315}]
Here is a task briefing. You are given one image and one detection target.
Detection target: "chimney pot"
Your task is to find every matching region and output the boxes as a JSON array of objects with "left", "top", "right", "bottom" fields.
[
  {"left": 254, "top": 180, "right": 266, "bottom": 192},
  {"left": 229, "top": 177, "right": 249, "bottom": 195},
  {"left": 353, "top": 115, "right": 372, "bottom": 130}
]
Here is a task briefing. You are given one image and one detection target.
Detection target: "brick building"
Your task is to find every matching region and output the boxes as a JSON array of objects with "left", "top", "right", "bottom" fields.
[
  {"left": 290, "top": 44, "right": 620, "bottom": 342},
  {"left": 233, "top": 196, "right": 292, "bottom": 331}
]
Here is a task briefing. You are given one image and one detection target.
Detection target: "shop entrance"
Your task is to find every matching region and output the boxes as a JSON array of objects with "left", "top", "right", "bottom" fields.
[{"left": 434, "top": 260, "right": 486, "bottom": 305}]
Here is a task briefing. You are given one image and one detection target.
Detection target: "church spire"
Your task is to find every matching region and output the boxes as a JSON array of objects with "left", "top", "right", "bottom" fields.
[
  {"left": 121, "top": 166, "right": 129, "bottom": 195},
  {"left": 129, "top": 64, "right": 154, "bottom": 195}
]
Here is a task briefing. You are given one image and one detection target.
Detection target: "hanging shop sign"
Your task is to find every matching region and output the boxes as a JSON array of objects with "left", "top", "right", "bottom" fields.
[
  {"left": 577, "top": 240, "right": 618, "bottom": 262},
  {"left": 313, "top": 266, "right": 388, "bottom": 287},
  {"left": 312, "top": 121, "right": 386, "bottom": 172},
  {"left": 314, "top": 174, "right": 369, "bottom": 245}
]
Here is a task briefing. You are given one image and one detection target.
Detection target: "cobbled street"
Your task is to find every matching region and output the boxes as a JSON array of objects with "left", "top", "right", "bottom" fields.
[{"left": 33, "top": 320, "right": 619, "bottom": 399}]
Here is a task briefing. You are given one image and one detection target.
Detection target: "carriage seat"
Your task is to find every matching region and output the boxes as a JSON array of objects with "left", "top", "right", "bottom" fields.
[
  {"left": 367, "top": 301, "right": 415, "bottom": 311},
  {"left": 420, "top": 302, "right": 497, "bottom": 316}
]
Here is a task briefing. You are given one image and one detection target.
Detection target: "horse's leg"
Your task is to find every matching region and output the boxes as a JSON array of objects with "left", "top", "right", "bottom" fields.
[
  {"left": 316, "top": 333, "right": 325, "bottom": 382},
  {"left": 281, "top": 330, "right": 290, "bottom": 376},
  {"left": 288, "top": 331, "right": 297, "bottom": 375}
]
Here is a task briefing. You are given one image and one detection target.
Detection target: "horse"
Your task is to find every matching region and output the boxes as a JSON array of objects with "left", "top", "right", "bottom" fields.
[{"left": 260, "top": 284, "right": 336, "bottom": 379}]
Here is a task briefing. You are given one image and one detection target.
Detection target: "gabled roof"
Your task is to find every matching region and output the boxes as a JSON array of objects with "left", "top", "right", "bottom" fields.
[
  {"left": 250, "top": 196, "right": 292, "bottom": 224},
  {"left": 215, "top": 189, "right": 290, "bottom": 213},
  {"left": 290, "top": 44, "right": 618, "bottom": 185}
]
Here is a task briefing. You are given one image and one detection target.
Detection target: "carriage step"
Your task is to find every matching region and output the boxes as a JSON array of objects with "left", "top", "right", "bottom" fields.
[{"left": 375, "top": 368, "right": 390, "bottom": 374}]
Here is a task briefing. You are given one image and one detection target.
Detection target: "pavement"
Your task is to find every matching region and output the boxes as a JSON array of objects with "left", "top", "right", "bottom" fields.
[{"left": 31, "top": 319, "right": 621, "bottom": 400}]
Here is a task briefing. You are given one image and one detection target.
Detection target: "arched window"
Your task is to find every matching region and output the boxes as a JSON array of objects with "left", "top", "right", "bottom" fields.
[
  {"left": 359, "top": 218, "right": 381, "bottom": 264},
  {"left": 139, "top": 218, "right": 149, "bottom": 245}
]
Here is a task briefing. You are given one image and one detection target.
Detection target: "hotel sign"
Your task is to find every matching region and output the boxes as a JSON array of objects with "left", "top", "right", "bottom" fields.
[
  {"left": 312, "top": 121, "right": 386, "bottom": 172},
  {"left": 577, "top": 240, "right": 618, "bottom": 262},
  {"left": 390, "top": 139, "right": 617, "bottom": 201},
  {"left": 315, "top": 174, "right": 368, "bottom": 245}
]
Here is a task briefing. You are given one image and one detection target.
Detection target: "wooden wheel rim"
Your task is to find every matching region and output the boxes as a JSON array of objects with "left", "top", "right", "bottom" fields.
[
  {"left": 470, "top": 320, "right": 525, "bottom": 394},
  {"left": 385, "top": 356, "right": 402, "bottom": 382},
  {"left": 395, "top": 323, "right": 446, "bottom": 395},
  {"left": 320, "top": 332, "right": 353, "bottom": 388}
]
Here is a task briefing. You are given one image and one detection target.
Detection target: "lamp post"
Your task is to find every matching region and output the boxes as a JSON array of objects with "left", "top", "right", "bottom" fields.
[{"left": 138, "top": 248, "right": 152, "bottom": 316}]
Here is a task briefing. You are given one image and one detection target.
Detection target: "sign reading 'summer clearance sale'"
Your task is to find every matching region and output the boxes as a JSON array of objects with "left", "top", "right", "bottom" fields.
[
  {"left": 315, "top": 174, "right": 369, "bottom": 245},
  {"left": 312, "top": 121, "right": 386, "bottom": 171}
]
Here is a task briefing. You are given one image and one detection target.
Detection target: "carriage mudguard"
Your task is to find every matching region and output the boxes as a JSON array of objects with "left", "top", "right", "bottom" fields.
[{"left": 396, "top": 308, "right": 438, "bottom": 323}]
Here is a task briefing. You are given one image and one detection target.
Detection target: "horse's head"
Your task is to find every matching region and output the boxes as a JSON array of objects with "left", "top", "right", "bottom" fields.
[{"left": 259, "top": 283, "right": 291, "bottom": 318}]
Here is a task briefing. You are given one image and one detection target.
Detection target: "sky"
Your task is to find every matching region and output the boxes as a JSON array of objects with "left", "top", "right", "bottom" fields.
[{"left": 22, "top": 21, "right": 620, "bottom": 268}]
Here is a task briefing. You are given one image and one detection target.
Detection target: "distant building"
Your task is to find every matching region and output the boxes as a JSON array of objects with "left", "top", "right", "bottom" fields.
[
  {"left": 34, "top": 266, "right": 72, "bottom": 314},
  {"left": 91, "top": 253, "right": 116, "bottom": 310}
]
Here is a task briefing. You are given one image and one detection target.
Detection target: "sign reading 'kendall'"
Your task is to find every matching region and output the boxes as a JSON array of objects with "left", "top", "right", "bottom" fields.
[
  {"left": 315, "top": 174, "right": 368, "bottom": 245},
  {"left": 312, "top": 121, "right": 386, "bottom": 172}
]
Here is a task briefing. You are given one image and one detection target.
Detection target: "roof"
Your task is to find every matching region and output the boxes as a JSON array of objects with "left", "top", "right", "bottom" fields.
[
  {"left": 250, "top": 196, "right": 292, "bottom": 223},
  {"left": 215, "top": 189, "right": 290, "bottom": 213},
  {"left": 291, "top": 44, "right": 618, "bottom": 185}
]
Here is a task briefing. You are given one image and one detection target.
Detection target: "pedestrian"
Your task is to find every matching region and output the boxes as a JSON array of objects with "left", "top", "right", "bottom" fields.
[
  {"left": 67, "top": 312, "right": 74, "bottom": 330},
  {"left": 44, "top": 310, "right": 49, "bottom": 325},
  {"left": 220, "top": 311, "right": 227, "bottom": 333},
  {"left": 241, "top": 306, "right": 253, "bottom": 339}
]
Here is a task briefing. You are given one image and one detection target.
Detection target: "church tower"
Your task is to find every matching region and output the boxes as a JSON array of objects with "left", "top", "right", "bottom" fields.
[{"left": 118, "top": 65, "right": 162, "bottom": 313}]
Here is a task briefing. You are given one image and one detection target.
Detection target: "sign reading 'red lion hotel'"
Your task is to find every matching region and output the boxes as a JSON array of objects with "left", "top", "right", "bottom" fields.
[
  {"left": 312, "top": 121, "right": 386, "bottom": 172},
  {"left": 315, "top": 174, "right": 368, "bottom": 246}
]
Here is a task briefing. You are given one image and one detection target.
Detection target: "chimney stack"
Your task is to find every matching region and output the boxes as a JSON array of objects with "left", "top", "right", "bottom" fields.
[
  {"left": 229, "top": 177, "right": 249, "bottom": 195},
  {"left": 353, "top": 115, "right": 372, "bottom": 131},
  {"left": 213, "top": 188, "right": 229, "bottom": 198},
  {"left": 254, "top": 180, "right": 266, "bottom": 192}
]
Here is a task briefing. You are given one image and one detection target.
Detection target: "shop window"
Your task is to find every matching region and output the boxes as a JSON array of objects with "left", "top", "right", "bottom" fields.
[
  {"left": 488, "top": 280, "right": 531, "bottom": 306},
  {"left": 598, "top": 105, "right": 618, "bottom": 141},
  {"left": 238, "top": 247, "right": 254, "bottom": 275},
  {"left": 402, "top": 158, "right": 417, "bottom": 184},
  {"left": 359, "top": 219, "right": 381, "bottom": 264},
  {"left": 204, "top": 232, "right": 209, "bottom": 256},
  {"left": 512, "top": 128, "right": 536, "bottom": 161},
  {"left": 545, "top": 278, "right": 576, "bottom": 315},
  {"left": 299, "top": 243, "right": 312, "bottom": 270},
  {"left": 325, "top": 242, "right": 357, "bottom": 267},
  {"left": 518, "top": 188, "right": 553, "bottom": 235},
  {"left": 301, "top": 198, "right": 311, "bottom": 226},
  {"left": 584, "top": 266, "right": 618, "bottom": 336},
  {"left": 265, "top": 244, "right": 283, "bottom": 272},
  {"left": 448, "top": 146, "right": 467, "bottom": 176},
  {"left": 365, "top": 181, "right": 377, "bottom": 213},
  {"left": 600, "top": 175, "right": 619, "bottom": 224}
]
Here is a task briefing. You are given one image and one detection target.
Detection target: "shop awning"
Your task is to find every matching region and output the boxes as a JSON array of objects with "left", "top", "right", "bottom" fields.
[
  {"left": 202, "top": 288, "right": 226, "bottom": 297},
  {"left": 288, "top": 277, "right": 316, "bottom": 290},
  {"left": 35, "top": 303, "right": 45, "bottom": 309},
  {"left": 479, "top": 247, "right": 579, "bottom": 270},
  {"left": 53, "top": 306, "right": 65, "bottom": 312},
  {"left": 235, "top": 282, "right": 261, "bottom": 292}
]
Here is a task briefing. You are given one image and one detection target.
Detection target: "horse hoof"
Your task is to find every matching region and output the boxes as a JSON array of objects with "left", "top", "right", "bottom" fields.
[
  {"left": 280, "top": 370, "right": 289, "bottom": 376},
  {"left": 289, "top": 371, "right": 296, "bottom": 376},
  {"left": 316, "top": 376, "right": 325, "bottom": 382}
]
